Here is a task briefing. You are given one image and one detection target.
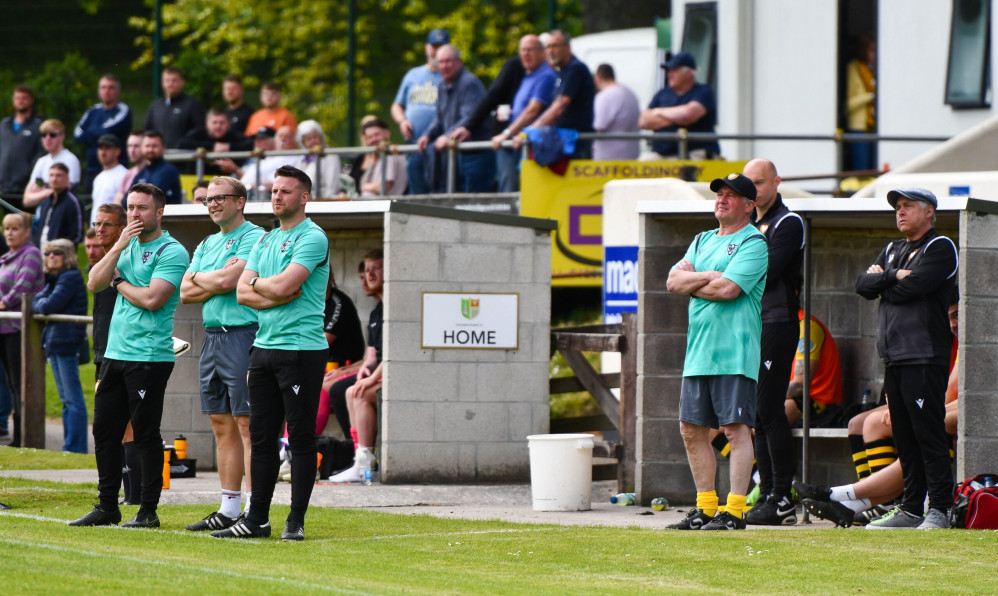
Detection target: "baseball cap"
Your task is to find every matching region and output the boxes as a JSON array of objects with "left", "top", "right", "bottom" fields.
[
  {"left": 96, "top": 134, "right": 120, "bottom": 148},
  {"left": 254, "top": 126, "right": 276, "bottom": 139},
  {"left": 663, "top": 51, "right": 697, "bottom": 70},
  {"left": 709, "top": 173, "right": 757, "bottom": 202},
  {"left": 427, "top": 29, "right": 450, "bottom": 45},
  {"left": 887, "top": 187, "right": 938, "bottom": 209}
]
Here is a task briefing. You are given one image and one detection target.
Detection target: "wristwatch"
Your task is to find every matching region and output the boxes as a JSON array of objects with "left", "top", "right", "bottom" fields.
[
  {"left": 111, "top": 276, "right": 124, "bottom": 289},
  {"left": 249, "top": 276, "right": 259, "bottom": 288}
]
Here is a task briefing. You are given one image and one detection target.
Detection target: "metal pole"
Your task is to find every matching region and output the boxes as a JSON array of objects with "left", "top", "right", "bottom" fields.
[
  {"left": 153, "top": 0, "right": 163, "bottom": 99},
  {"left": 678, "top": 127, "right": 688, "bottom": 160},
  {"left": 801, "top": 216, "right": 813, "bottom": 521},
  {"left": 347, "top": 0, "right": 357, "bottom": 146},
  {"left": 446, "top": 144, "right": 457, "bottom": 194},
  {"left": 314, "top": 150, "right": 323, "bottom": 199}
]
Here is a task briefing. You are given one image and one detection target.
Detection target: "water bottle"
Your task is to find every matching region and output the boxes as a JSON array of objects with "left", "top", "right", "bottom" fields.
[
  {"left": 860, "top": 389, "right": 874, "bottom": 411},
  {"left": 651, "top": 497, "right": 669, "bottom": 511},
  {"left": 984, "top": 477, "right": 996, "bottom": 488},
  {"left": 174, "top": 434, "right": 187, "bottom": 460},
  {"left": 360, "top": 460, "right": 373, "bottom": 486},
  {"left": 610, "top": 492, "right": 635, "bottom": 505}
]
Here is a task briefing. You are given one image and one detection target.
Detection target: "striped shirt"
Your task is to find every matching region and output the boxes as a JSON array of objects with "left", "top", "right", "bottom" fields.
[{"left": 0, "top": 243, "right": 44, "bottom": 334}]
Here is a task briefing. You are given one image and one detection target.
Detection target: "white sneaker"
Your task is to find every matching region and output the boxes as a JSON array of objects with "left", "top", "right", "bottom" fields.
[
  {"left": 277, "top": 460, "right": 291, "bottom": 483},
  {"left": 330, "top": 465, "right": 361, "bottom": 483},
  {"left": 173, "top": 337, "right": 191, "bottom": 357}
]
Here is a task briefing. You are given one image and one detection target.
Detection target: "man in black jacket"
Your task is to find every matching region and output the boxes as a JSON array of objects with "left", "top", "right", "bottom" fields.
[
  {"left": 0, "top": 85, "right": 44, "bottom": 208},
  {"left": 32, "top": 163, "right": 83, "bottom": 247},
  {"left": 855, "top": 187, "right": 957, "bottom": 530},
  {"left": 178, "top": 108, "right": 253, "bottom": 176},
  {"left": 144, "top": 67, "right": 206, "bottom": 149},
  {"left": 742, "top": 158, "right": 804, "bottom": 526}
]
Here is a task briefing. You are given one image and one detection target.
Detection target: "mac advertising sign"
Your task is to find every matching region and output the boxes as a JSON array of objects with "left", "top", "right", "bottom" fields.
[
  {"left": 603, "top": 245, "right": 638, "bottom": 324},
  {"left": 421, "top": 292, "right": 519, "bottom": 349}
]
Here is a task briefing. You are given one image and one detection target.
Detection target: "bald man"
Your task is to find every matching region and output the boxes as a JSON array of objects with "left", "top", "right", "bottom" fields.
[{"left": 742, "top": 158, "right": 805, "bottom": 526}]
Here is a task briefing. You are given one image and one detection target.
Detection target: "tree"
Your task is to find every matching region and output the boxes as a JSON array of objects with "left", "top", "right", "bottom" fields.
[{"left": 129, "top": 0, "right": 581, "bottom": 146}]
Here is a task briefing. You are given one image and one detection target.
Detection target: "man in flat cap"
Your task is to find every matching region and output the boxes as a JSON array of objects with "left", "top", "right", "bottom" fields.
[
  {"left": 666, "top": 172, "right": 769, "bottom": 531},
  {"left": 855, "top": 188, "right": 957, "bottom": 530},
  {"left": 639, "top": 51, "right": 719, "bottom": 160}
]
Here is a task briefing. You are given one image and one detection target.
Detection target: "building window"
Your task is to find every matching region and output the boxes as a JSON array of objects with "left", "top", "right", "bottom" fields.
[
  {"left": 946, "top": 0, "right": 991, "bottom": 108},
  {"left": 682, "top": 2, "right": 717, "bottom": 92}
]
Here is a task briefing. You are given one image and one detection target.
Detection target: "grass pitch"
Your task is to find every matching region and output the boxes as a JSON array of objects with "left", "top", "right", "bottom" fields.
[{"left": 1, "top": 450, "right": 996, "bottom": 594}]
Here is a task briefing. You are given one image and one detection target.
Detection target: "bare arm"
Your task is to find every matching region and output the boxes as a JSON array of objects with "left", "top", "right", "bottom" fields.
[
  {"left": 22, "top": 186, "right": 53, "bottom": 208},
  {"left": 391, "top": 103, "right": 413, "bottom": 139},
  {"left": 532, "top": 95, "right": 571, "bottom": 128},
  {"left": 250, "top": 262, "right": 310, "bottom": 302},
  {"left": 190, "top": 256, "right": 246, "bottom": 295},
  {"left": 666, "top": 259, "right": 720, "bottom": 295},
  {"left": 179, "top": 275, "right": 212, "bottom": 304},
  {"left": 236, "top": 267, "right": 302, "bottom": 311},
  {"left": 492, "top": 99, "right": 546, "bottom": 149},
  {"left": 116, "top": 277, "right": 177, "bottom": 311},
  {"left": 786, "top": 357, "right": 819, "bottom": 399},
  {"left": 638, "top": 101, "right": 708, "bottom": 130}
]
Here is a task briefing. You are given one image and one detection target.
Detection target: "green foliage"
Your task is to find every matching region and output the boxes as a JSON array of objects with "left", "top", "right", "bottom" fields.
[
  {"left": 28, "top": 53, "right": 100, "bottom": 129},
  {"left": 128, "top": 0, "right": 582, "bottom": 146}
]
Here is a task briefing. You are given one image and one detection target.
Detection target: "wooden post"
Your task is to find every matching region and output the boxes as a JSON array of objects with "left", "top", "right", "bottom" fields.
[
  {"left": 21, "top": 295, "right": 46, "bottom": 449},
  {"left": 618, "top": 313, "right": 637, "bottom": 493}
]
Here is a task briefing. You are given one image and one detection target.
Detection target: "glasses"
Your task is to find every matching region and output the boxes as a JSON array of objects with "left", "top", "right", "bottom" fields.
[
  {"left": 91, "top": 221, "right": 122, "bottom": 229},
  {"left": 200, "top": 194, "right": 240, "bottom": 206},
  {"left": 43, "top": 132, "right": 62, "bottom": 138},
  {"left": 44, "top": 250, "right": 64, "bottom": 257}
]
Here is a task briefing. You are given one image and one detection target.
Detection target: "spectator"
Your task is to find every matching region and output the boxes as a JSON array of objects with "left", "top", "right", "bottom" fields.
[
  {"left": 347, "top": 115, "right": 380, "bottom": 197},
  {"left": 177, "top": 107, "right": 253, "bottom": 177},
  {"left": 31, "top": 163, "right": 84, "bottom": 247},
  {"left": 323, "top": 268, "right": 366, "bottom": 370},
  {"left": 392, "top": 28, "right": 449, "bottom": 194},
  {"left": 31, "top": 238, "right": 89, "bottom": 453},
  {"left": 784, "top": 310, "right": 843, "bottom": 428},
  {"left": 665, "top": 173, "right": 768, "bottom": 531},
  {"left": 530, "top": 30, "right": 596, "bottom": 159},
  {"left": 23, "top": 119, "right": 82, "bottom": 207},
  {"left": 359, "top": 119, "right": 407, "bottom": 197},
  {"left": 456, "top": 34, "right": 554, "bottom": 192},
  {"left": 191, "top": 180, "right": 210, "bottom": 204},
  {"left": 0, "top": 84, "right": 45, "bottom": 208},
  {"left": 0, "top": 212, "right": 45, "bottom": 448},
  {"left": 855, "top": 188, "right": 957, "bottom": 530},
  {"left": 639, "top": 51, "right": 719, "bottom": 160},
  {"left": 417, "top": 45, "right": 495, "bottom": 193},
  {"left": 134, "top": 130, "right": 182, "bottom": 204},
  {"left": 114, "top": 131, "right": 148, "bottom": 206},
  {"left": 592, "top": 64, "right": 641, "bottom": 160},
  {"left": 236, "top": 127, "right": 297, "bottom": 199},
  {"left": 144, "top": 66, "right": 206, "bottom": 149},
  {"left": 245, "top": 82, "right": 297, "bottom": 136},
  {"left": 0, "top": 349, "right": 13, "bottom": 442},
  {"left": 84, "top": 227, "right": 103, "bottom": 268},
  {"left": 846, "top": 34, "right": 877, "bottom": 171},
  {"left": 89, "top": 135, "right": 129, "bottom": 225},
  {"left": 295, "top": 120, "right": 341, "bottom": 199},
  {"left": 223, "top": 75, "right": 254, "bottom": 134},
  {"left": 275, "top": 125, "right": 297, "bottom": 150},
  {"left": 74, "top": 74, "right": 132, "bottom": 193},
  {"left": 180, "top": 175, "right": 264, "bottom": 533}
]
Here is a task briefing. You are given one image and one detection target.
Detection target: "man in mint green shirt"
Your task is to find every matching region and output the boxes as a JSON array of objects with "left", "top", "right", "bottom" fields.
[
  {"left": 71, "top": 182, "right": 190, "bottom": 530},
  {"left": 665, "top": 172, "right": 768, "bottom": 531},
  {"left": 213, "top": 165, "right": 328, "bottom": 542},
  {"left": 180, "top": 176, "right": 264, "bottom": 533}
]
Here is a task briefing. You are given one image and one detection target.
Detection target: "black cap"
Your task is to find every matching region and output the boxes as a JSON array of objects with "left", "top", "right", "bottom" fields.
[
  {"left": 709, "top": 173, "right": 757, "bottom": 201},
  {"left": 254, "top": 126, "right": 276, "bottom": 139},
  {"left": 887, "top": 187, "right": 938, "bottom": 209},
  {"left": 96, "top": 134, "right": 120, "bottom": 148},
  {"left": 662, "top": 51, "right": 697, "bottom": 70}
]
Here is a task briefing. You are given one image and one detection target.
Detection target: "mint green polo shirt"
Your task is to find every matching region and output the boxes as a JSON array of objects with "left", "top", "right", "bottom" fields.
[{"left": 188, "top": 220, "right": 265, "bottom": 328}]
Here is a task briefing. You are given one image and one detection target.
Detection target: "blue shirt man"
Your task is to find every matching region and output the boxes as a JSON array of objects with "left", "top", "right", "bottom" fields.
[
  {"left": 134, "top": 132, "right": 181, "bottom": 204},
  {"left": 74, "top": 75, "right": 132, "bottom": 192},
  {"left": 531, "top": 30, "right": 596, "bottom": 159}
]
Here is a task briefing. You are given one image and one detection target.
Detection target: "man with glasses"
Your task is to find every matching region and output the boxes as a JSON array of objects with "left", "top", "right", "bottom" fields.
[
  {"left": 180, "top": 177, "right": 263, "bottom": 533},
  {"left": 666, "top": 173, "right": 768, "bottom": 531},
  {"left": 530, "top": 29, "right": 596, "bottom": 159},
  {"left": 639, "top": 51, "right": 719, "bottom": 160},
  {"left": 72, "top": 183, "right": 189, "bottom": 529},
  {"left": 23, "top": 119, "right": 82, "bottom": 207}
]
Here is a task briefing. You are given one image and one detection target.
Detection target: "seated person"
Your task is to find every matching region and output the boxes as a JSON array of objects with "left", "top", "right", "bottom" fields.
[{"left": 785, "top": 310, "right": 843, "bottom": 428}]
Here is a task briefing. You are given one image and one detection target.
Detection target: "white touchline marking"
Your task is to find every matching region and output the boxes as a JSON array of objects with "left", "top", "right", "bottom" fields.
[{"left": 0, "top": 537, "right": 375, "bottom": 595}]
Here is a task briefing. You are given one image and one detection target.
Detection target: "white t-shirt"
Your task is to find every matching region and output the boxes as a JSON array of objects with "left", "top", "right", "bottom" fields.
[
  {"left": 90, "top": 164, "right": 128, "bottom": 224},
  {"left": 241, "top": 155, "right": 298, "bottom": 199},
  {"left": 29, "top": 148, "right": 82, "bottom": 186}
]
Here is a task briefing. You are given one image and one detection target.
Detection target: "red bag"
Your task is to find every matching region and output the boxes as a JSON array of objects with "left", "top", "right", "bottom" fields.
[{"left": 950, "top": 474, "right": 998, "bottom": 529}]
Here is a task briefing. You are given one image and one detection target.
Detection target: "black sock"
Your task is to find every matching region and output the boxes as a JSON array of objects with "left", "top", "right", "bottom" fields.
[
  {"left": 123, "top": 441, "right": 142, "bottom": 503},
  {"left": 287, "top": 507, "right": 306, "bottom": 526}
]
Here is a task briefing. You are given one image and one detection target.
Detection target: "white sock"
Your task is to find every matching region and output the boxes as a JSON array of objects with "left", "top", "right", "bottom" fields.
[
  {"left": 830, "top": 484, "right": 858, "bottom": 502},
  {"left": 752, "top": 470, "right": 761, "bottom": 484},
  {"left": 220, "top": 490, "right": 241, "bottom": 518},
  {"left": 244, "top": 492, "right": 252, "bottom": 514},
  {"left": 840, "top": 498, "right": 872, "bottom": 513}
]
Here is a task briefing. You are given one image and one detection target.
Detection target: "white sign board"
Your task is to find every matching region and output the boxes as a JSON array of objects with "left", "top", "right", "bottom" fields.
[{"left": 421, "top": 292, "right": 519, "bottom": 349}]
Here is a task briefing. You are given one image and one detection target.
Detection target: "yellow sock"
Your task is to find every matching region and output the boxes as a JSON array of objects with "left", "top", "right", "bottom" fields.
[
  {"left": 696, "top": 491, "right": 718, "bottom": 517},
  {"left": 726, "top": 493, "right": 747, "bottom": 519}
]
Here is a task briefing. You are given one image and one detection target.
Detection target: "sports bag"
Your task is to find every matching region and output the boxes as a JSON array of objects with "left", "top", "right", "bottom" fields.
[{"left": 950, "top": 473, "right": 998, "bottom": 529}]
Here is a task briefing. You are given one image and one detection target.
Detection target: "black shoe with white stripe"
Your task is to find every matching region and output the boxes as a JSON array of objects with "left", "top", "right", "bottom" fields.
[
  {"left": 186, "top": 511, "right": 240, "bottom": 532},
  {"left": 210, "top": 518, "right": 271, "bottom": 539}
]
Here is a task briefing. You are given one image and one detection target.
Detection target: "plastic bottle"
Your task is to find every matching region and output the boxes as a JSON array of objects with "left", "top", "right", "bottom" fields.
[
  {"left": 651, "top": 497, "right": 669, "bottom": 511},
  {"left": 860, "top": 389, "right": 874, "bottom": 411},
  {"left": 359, "top": 459, "right": 373, "bottom": 486},
  {"left": 174, "top": 434, "right": 187, "bottom": 460},
  {"left": 610, "top": 492, "right": 635, "bottom": 505},
  {"left": 162, "top": 447, "right": 171, "bottom": 490}
]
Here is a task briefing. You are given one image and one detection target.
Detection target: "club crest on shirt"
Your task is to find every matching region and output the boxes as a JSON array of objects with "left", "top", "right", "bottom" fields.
[
  {"left": 727, "top": 243, "right": 738, "bottom": 256},
  {"left": 225, "top": 239, "right": 236, "bottom": 250},
  {"left": 759, "top": 223, "right": 770, "bottom": 234},
  {"left": 280, "top": 239, "right": 292, "bottom": 253},
  {"left": 141, "top": 251, "right": 153, "bottom": 263}
]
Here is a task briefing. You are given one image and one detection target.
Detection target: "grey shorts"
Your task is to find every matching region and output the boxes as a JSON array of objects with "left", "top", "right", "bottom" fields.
[
  {"left": 198, "top": 324, "right": 257, "bottom": 416},
  {"left": 679, "top": 375, "right": 757, "bottom": 428}
]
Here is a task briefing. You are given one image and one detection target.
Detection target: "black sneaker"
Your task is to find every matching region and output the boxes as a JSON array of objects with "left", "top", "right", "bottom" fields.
[
  {"left": 803, "top": 498, "right": 855, "bottom": 528},
  {"left": 186, "top": 511, "right": 239, "bottom": 532},
  {"left": 211, "top": 518, "right": 271, "bottom": 539},
  {"left": 68, "top": 504, "right": 121, "bottom": 527},
  {"left": 665, "top": 508, "right": 714, "bottom": 530},
  {"left": 122, "top": 510, "right": 160, "bottom": 529},
  {"left": 701, "top": 511, "right": 747, "bottom": 530},
  {"left": 854, "top": 504, "right": 893, "bottom": 526},
  {"left": 281, "top": 521, "right": 305, "bottom": 541},
  {"left": 744, "top": 495, "right": 797, "bottom": 526},
  {"left": 792, "top": 480, "right": 832, "bottom": 502}
]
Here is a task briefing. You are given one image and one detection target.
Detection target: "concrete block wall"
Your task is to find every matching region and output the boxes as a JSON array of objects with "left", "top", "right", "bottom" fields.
[{"left": 382, "top": 212, "right": 552, "bottom": 483}]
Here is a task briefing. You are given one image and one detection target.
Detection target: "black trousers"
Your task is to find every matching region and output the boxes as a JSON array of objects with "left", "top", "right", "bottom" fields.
[
  {"left": 328, "top": 373, "right": 358, "bottom": 437},
  {"left": 246, "top": 347, "right": 325, "bottom": 525},
  {"left": 92, "top": 359, "right": 174, "bottom": 510},
  {"left": 884, "top": 364, "right": 952, "bottom": 514},
  {"left": 754, "top": 322, "right": 798, "bottom": 498}
]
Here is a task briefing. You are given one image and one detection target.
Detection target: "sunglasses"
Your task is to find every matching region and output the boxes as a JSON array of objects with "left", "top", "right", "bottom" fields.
[
  {"left": 44, "top": 250, "right": 64, "bottom": 257},
  {"left": 42, "top": 132, "right": 62, "bottom": 138},
  {"left": 200, "top": 194, "right": 240, "bottom": 206}
]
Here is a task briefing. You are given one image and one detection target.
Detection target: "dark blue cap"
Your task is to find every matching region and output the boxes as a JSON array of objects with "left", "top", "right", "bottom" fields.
[
  {"left": 427, "top": 29, "right": 450, "bottom": 45},
  {"left": 887, "top": 187, "right": 938, "bottom": 209},
  {"left": 663, "top": 51, "right": 697, "bottom": 70}
]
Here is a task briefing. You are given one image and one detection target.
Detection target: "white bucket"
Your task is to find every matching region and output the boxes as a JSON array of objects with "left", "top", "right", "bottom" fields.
[{"left": 526, "top": 433, "right": 595, "bottom": 511}]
